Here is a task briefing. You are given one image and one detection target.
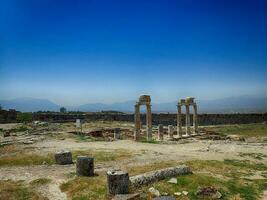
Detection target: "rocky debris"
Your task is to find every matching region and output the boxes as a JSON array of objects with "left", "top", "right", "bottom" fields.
[
  {"left": 174, "top": 192, "right": 182, "bottom": 196},
  {"left": 167, "top": 178, "right": 177, "bottom": 184},
  {"left": 112, "top": 193, "right": 140, "bottom": 200},
  {"left": 107, "top": 170, "right": 129, "bottom": 195},
  {"left": 226, "top": 135, "right": 245, "bottom": 142},
  {"left": 55, "top": 150, "right": 73, "bottom": 165},
  {"left": 196, "top": 186, "right": 222, "bottom": 199},
  {"left": 148, "top": 187, "right": 160, "bottom": 197},
  {"left": 130, "top": 165, "right": 191, "bottom": 187},
  {"left": 76, "top": 156, "right": 94, "bottom": 176},
  {"left": 182, "top": 191, "right": 188, "bottom": 195},
  {"left": 3, "top": 131, "right": 11, "bottom": 137},
  {"left": 88, "top": 129, "right": 104, "bottom": 137},
  {"left": 153, "top": 196, "right": 175, "bottom": 200}
]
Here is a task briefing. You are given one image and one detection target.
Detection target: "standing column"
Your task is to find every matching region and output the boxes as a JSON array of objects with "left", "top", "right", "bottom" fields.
[
  {"left": 177, "top": 104, "right": 182, "bottom": 137},
  {"left": 168, "top": 125, "right": 174, "bottom": 139},
  {"left": 134, "top": 104, "right": 141, "bottom": 141},
  {"left": 158, "top": 124, "right": 164, "bottom": 140},
  {"left": 185, "top": 104, "right": 191, "bottom": 136},
  {"left": 146, "top": 104, "right": 152, "bottom": 141},
  {"left": 193, "top": 103, "right": 198, "bottom": 134}
]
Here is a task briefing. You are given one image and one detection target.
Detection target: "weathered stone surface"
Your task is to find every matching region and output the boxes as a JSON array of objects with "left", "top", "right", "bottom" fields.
[
  {"left": 196, "top": 186, "right": 222, "bottom": 199},
  {"left": 114, "top": 128, "right": 121, "bottom": 139},
  {"left": 112, "top": 193, "right": 140, "bottom": 200},
  {"left": 168, "top": 125, "right": 174, "bottom": 139},
  {"left": 55, "top": 150, "right": 73, "bottom": 165},
  {"left": 107, "top": 170, "right": 129, "bottom": 195},
  {"left": 130, "top": 165, "right": 191, "bottom": 187},
  {"left": 167, "top": 177, "right": 177, "bottom": 184},
  {"left": 153, "top": 196, "right": 176, "bottom": 200},
  {"left": 148, "top": 187, "right": 160, "bottom": 197},
  {"left": 76, "top": 156, "right": 94, "bottom": 176},
  {"left": 158, "top": 124, "right": 164, "bottom": 140}
]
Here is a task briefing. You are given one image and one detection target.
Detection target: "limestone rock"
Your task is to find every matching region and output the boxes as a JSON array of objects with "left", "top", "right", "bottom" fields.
[
  {"left": 76, "top": 156, "right": 94, "bottom": 176},
  {"left": 112, "top": 193, "right": 140, "bottom": 200},
  {"left": 174, "top": 192, "right": 182, "bottom": 196},
  {"left": 130, "top": 165, "right": 191, "bottom": 187},
  {"left": 107, "top": 170, "right": 129, "bottom": 195},
  {"left": 55, "top": 150, "right": 73, "bottom": 165},
  {"left": 148, "top": 187, "right": 160, "bottom": 197},
  {"left": 153, "top": 196, "right": 175, "bottom": 200},
  {"left": 182, "top": 191, "right": 188, "bottom": 195},
  {"left": 167, "top": 178, "right": 177, "bottom": 184}
]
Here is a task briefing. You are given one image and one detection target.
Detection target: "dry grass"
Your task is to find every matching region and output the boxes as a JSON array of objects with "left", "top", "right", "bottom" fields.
[{"left": 0, "top": 180, "right": 48, "bottom": 200}]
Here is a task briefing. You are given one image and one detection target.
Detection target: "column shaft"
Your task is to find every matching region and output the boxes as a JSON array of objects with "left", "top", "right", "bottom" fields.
[
  {"left": 177, "top": 104, "right": 182, "bottom": 137},
  {"left": 193, "top": 103, "right": 198, "bottom": 134},
  {"left": 146, "top": 104, "right": 152, "bottom": 140},
  {"left": 185, "top": 104, "right": 191, "bottom": 136},
  {"left": 134, "top": 104, "right": 141, "bottom": 140}
]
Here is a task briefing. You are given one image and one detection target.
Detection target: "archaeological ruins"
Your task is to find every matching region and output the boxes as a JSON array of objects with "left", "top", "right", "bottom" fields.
[
  {"left": 134, "top": 95, "right": 152, "bottom": 141},
  {"left": 177, "top": 97, "right": 198, "bottom": 136},
  {"left": 134, "top": 95, "right": 199, "bottom": 140}
]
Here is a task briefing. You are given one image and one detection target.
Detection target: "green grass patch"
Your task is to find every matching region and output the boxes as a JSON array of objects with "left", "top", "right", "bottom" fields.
[
  {"left": 72, "top": 149, "right": 132, "bottom": 162},
  {"left": 30, "top": 178, "right": 51, "bottom": 186},
  {"left": 239, "top": 152, "right": 267, "bottom": 160},
  {"left": 205, "top": 123, "right": 267, "bottom": 138},
  {"left": 224, "top": 159, "right": 267, "bottom": 171},
  {"left": 0, "top": 153, "right": 54, "bottom": 166},
  {"left": 0, "top": 180, "right": 47, "bottom": 200},
  {"left": 140, "top": 140, "right": 161, "bottom": 144},
  {"left": 60, "top": 173, "right": 107, "bottom": 200}
]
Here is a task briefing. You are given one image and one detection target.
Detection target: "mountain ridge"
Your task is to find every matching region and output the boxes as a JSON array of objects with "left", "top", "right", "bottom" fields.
[{"left": 1, "top": 96, "right": 267, "bottom": 113}]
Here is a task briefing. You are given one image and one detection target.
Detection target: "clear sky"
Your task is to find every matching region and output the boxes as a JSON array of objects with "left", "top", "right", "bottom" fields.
[{"left": 1, "top": 0, "right": 267, "bottom": 106}]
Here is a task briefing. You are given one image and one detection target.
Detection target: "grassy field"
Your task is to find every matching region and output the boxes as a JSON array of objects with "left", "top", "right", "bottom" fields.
[
  {"left": 204, "top": 123, "right": 267, "bottom": 138},
  {"left": 60, "top": 159, "right": 267, "bottom": 200},
  {"left": 0, "top": 149, "right": 132, "bottom": 166}
]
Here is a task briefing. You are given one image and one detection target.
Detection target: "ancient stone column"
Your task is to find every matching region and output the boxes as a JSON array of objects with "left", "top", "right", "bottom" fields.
[
  {"left": 134, "top": 104, "right": 141, "bottom": 141},
  {"left": 55, "top": 150, "right": 73, "bottom": 165},
  {"left": 185, "top": 104, "right": 191, "bottom": 136},
  {"left": 107, "top": 170, "right": 129, "bottom": 195},
  {"left": 114, "top": 128, "right": 121, "bottom": 139},
  {"left": 177, "top": 104, "right": 182, "bottom": 137},
  {"left": 168, "top": 125, "right": 174, "bottom": 139},
  {"left": 146, "top": 104, "right": 152, "bottom": 141},
  {"left": 158, "top": 124, "right": 164, "bottom": 140},
  {"left": 193, "top": 103, "right": 198, "bottom": 134},
  {"left": 76, "top": 156, "right": 94, "bottom": 176}
]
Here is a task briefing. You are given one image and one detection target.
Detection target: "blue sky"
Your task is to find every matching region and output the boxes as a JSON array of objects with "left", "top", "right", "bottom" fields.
[{"left": 1, "top": 0, "right": 267, "bottom": 105}]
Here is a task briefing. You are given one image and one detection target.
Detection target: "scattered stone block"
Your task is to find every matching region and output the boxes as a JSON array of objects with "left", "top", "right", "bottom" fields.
[
  {"left": 167, "top": 178, "right": 177, "bottom": 184},
  {"left": 112, "top": 193, "right": 140, "bottom": 200},
  {"left": 107, "top": 170, "right": 129, "bottom": 195},
  {"left": 148, "top": 187, "right": 160, "bottom": 197},
  {"left": 130, "top": 165, "right": 191, "bottom": 187},
  {"left": 114, "top": 128, "right": 121, "bottom": 139},
  {"left": 182, "top": 191, "right": 188, "bottom": 195},
  {"left": 55, "top": 150, "right": 73, "bottom": 165},
  {"left": 153, "top": 196, "right": 175, "bottom": 200},
  {"left": 76, "top": 156, "right": 94, "bottom": 176},
  {"left": 196, "top": 186, "right": 222, "bottom": 199},
  {"left": 174, "top": 192, "right": 182, "bottom": 196}
]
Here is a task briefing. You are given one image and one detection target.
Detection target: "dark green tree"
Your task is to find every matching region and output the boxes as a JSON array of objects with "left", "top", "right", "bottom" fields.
[{"left": 60, "top": 107, "right": 67, "bottom": 113}]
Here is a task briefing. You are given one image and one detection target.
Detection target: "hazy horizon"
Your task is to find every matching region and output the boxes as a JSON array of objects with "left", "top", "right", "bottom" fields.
[{"left": 1, "top": 0, "right": 267, "bottom": 105}]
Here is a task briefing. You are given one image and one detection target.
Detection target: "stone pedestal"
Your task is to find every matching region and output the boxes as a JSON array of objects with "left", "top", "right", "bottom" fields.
[
  {"left": 107, "top": 170, "right": 129, "bottom": 195},
  {"left": 158, "top": 124, "right": 163, "bottom": 140},
  {"left": 55, "top": 150, "right": 73, "bottom": 165},
  {"left": 168, "top": 125, "right": 174, "bottom": 139},
  {"left": 114, "top": 128, "right": 121, "bottom": 139},
  {"left": 76, "top": 156, "right": 94, "bottom": 176}
]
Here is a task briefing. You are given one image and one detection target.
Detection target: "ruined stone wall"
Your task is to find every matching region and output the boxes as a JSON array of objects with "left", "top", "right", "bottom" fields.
[
  {"left": 1, "top": 110, "right": 266, "bottom": 125},
  {"left": 30, "top": 113, "right": 267, "bottom": 125}
]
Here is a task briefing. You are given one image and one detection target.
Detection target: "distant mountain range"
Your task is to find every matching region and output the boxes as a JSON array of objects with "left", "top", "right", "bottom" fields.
[{"left": 1, "top": 96, "right": 267, "bottom": 113}]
